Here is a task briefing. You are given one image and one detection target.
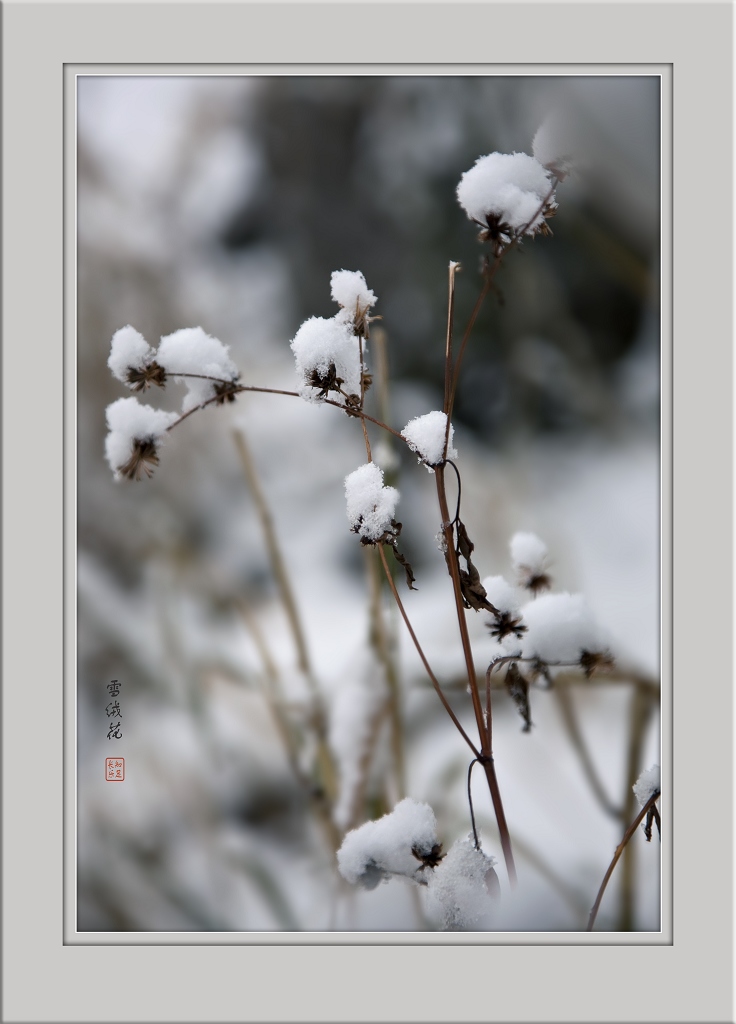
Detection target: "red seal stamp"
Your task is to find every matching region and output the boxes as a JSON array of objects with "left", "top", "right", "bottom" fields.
[{"left": 105, "top": 757, "right": 125, "bottom": 781}]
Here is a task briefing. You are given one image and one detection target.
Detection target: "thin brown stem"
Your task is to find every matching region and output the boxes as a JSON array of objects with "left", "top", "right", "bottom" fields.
[
  {"left": 443, "top": 262, "right": 460, "bottom": 458},
  {"left": 376, "top": 545, "right": 479, "bottom": 759},
  {"left": 586, "top": 789, "right": 660, "bottom": 932},
  {"left": 357, "top": 334, "right": 372, "bottom": 461},
  {"left": 434, "top": 466, "right": 486, "bottom": 744},
  {"left": 554, "top": 685, "right": 622, "bottom": 820},
  {"left": 367, "top": 547, "right": 406, "bottom": 801},
  {"left": 434, "top": 464, "right": 516, "bottom": 884},
  {"left": 447, "top": 179, "right": 557, "bottom": 423}
]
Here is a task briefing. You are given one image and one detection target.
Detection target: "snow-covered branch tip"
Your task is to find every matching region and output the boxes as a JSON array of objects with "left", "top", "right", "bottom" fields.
[{"left": 456, "top": 151, "right": 557, "bottom": 245}]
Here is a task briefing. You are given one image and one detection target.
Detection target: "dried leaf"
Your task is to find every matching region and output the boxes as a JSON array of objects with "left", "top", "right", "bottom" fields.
[{"left": 506, "top": 663, "right": 532, "bottom": 732}]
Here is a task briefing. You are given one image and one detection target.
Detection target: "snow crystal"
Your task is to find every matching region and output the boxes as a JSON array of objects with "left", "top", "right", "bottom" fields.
[
  {"left": 456, "top": 152, "right": 555, "bottom": 235},
  {"left": 633, "top": 764, "right": 660, "bottom": 806},
  {"left": 344, "top": 462, "right": 399, "bottom": 543},
  {"left": 157, "top": 327, "right": 239, "bottom": 413},
  {"left": 107, "top": 325, "right": 156, "bottom": 384},
  {"left": 519, "top": 592, "right": 603, "bottom": 665},
  {"left": 425, "top": 836, "right": 498, "bottom": 930},
  {"left": 330, "top": 269, "right": 377, "bottom": 320},
  {"left": 290, "top": 315, "right": 361, "bottom": 404},
  {"left": 481, "top": 575, "right": 521, "bottom": 615},
  {"left": 510, "top": 531, "right": 548, "bottom": 576},
  {"left": 402, "top": 411, "right": 457, "bottom": 467},
  {"left": 104, "top": 396, "right": 178, "bottom": 480},
  {"left": 337, "top": 798, "right": 439, "bottom": 889}
]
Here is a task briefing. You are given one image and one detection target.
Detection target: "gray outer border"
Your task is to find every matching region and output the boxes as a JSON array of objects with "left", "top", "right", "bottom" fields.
[{"left": 3, "top": 3, "right": 731, "bottom": 1022}]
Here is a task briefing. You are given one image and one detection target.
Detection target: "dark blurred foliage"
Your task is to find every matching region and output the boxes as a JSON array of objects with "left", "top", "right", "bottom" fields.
[{"left": 220, "top": 75, "right": 659, "bottom": 441}]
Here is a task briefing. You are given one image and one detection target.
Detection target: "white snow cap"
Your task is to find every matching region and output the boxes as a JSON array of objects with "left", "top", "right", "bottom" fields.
[
  {"left": 456, "top": 152, "right": 555, "bottom": 235},
  {"left": 402, "top": 410, "right": 457, "bottom": 467},
  {"left": 633, "top": 764, "right": 660, "bottom": 806},
  {"left": 290, "top": 315, "right": 361, "bottom": 404},
  {"left": 510, "top": 531, "right": 548, "bottom": 577},
  {"left": 519, "top": 592, "right": 604, "bottom": 664},
  {"left": 104, "top": 397, "right": 178, "bottom": 480},
  {"left": 330, "top": 269, "right": 377, "bottom": 320},
  {"left": 157, "top": 327, "right": 239, "bottom": 414},
  {"left": 481, "top": 575, "right": 521, "bottom": 616},
  {"left": 345, "top": 462, "right": 399, "bottom": 543},
  {"left": 425, "top": 836, "right": 498, "bottom": 930},
  {"left": 337, "top": 798, "right": 439, "bottom": 889},
  {"left": 107, "top": 325, "right": 156, "bottom": 385}
]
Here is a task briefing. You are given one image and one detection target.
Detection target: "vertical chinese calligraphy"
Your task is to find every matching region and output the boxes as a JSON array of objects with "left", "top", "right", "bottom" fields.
[
  {"left": 106, "top": 679, "right": 122, "bottom": 740},
  {"left": 105, "top": 680, "right": 124, "bottom": 780}
]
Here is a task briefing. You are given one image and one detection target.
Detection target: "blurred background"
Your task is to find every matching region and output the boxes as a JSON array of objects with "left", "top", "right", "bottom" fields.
[{"left": 77, "top": 74, "right": 660, "bottom": 932}]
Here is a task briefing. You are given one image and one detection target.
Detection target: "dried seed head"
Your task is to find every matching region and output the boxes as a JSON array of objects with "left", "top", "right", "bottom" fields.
[
  {"left": 125, "top": 361, "right": 168, "bottom": 392},
  {"left": 117, "top": 438, "right": 160, "bottom": 481},
  {"left": 579, "top": 648, "right": 615, "bottom": 678}
]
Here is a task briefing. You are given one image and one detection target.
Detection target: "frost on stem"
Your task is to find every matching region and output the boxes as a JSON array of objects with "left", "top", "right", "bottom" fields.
[
  {"left": 330, "top": 269, "right": 377, "bottom": 337},
  {"left": 156, "top": 327, "right": 240, "bottom": 413},
  {"left": 337, "top": 798, "right": 441, "bottom": 889},
  {"left": 108, "top": 325, "right": 165, "bottom": 391},
  {"left": 344, "top": 463, "right": 399, "bottom": 544},
  {"left": 456, "top": 151, "right": 557, "bottom": 243},
  {"left": 402, "top": 411, "right": 457, "bottom": 469},
  {"left": 510, "top": 531, "right": 552, "bottom": 594},
  {"left": 290, "top": 315, "right": 361, "bottom": 406},
  {"left": 105, "top": 397, "right": 178, "bottom": 481},
  {"left": 425, "top": 836, "right": 499, "bottom": 930}
]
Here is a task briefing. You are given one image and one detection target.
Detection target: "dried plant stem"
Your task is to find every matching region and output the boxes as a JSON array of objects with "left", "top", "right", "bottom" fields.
[
  {"left": 232, "top": 426, "right": 338, "bottom": 808},
  {"left": 357, "top": 334, "right": 372, "bottom": 461},
  {"left": 617, "top": 683, "right": 657, "bottom": 929},
  {"left": 554, "top": 685, "right": 622, "bottom": 820},
  {"left": 435, "top": 464, "right": 517, "bottom": 885},
  {"left": 377, "top": 545, "right": 480, "bottom": 759},
  {"left": 586, "top": 789, "right": 660, "bottom": 932},
  {"left": 233, "top": 428, "right": 315, "bottom": 687},
  {"left": 238, "top": 600, "right": 341, "bottom": 851},
  {"left": 367, "top": 547, "right": 406, "bottom": 801}
]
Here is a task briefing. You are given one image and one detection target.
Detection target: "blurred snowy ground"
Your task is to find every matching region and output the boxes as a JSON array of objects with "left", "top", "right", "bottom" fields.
[{"left": 76, "top": 75, "right": 660, "bottom": 932}]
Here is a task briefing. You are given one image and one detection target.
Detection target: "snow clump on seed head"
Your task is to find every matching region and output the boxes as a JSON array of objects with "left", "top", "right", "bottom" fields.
[
  {"left": 344, "top": 462, "right": 399, "bottom": 543},
  {"left": 510, "top": 531, "right": 551, "bottom": 592},
  {"left": 156, "top": 327, "right": 239, "bottom": 414},
  {"left": 337, "top": 798, "right": 440, "bottom": 890},
  {"left": 456, "top": 151, "right": 556, "bottom": 239},
  {"left": 425, "top": 836, "right": 499, "bottom": 930},
  {"left": 105, "top": 396, "right": 178, "bottom": 481},
  {"left": 107, "top": 325, "right": 159, "bottom": 388},
  {"left": 402, "top": 410, "right": 457, "bottom": 468},
  {"left": 330, "top": 269, "right": 377, "bottom": 326},
  {"left": 481, "top": 575, "right": 522, "bottom": 616},
  {"left": 519, "top": 592, "right": 606, "bottom": 665},
  {"left": 290, "top": 315, "right": 361, "bottom": 404}
]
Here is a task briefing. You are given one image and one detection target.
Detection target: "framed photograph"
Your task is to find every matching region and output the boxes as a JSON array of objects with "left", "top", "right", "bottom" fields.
[{"left": 3, "top": 3, "right": 732, "bottom": 1022}]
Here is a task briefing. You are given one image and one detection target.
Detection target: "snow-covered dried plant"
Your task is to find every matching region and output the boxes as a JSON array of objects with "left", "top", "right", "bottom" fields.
[{"left": 102, "top": 129, "right": 659, "bottom": 931}]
